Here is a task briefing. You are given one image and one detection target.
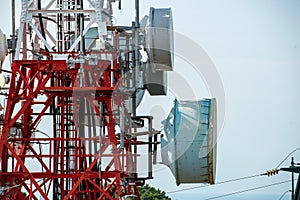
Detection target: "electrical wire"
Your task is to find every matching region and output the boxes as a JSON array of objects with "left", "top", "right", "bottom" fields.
[
  {"left": 33, "top": 130, "right": 51, "bottom": 138},
  {"left": 167, "top": 174, "right": 263, "bottom": 194},
  {"left": 167, "top": 149, "right": 300, "bottom": 195},
  {"left": 276, "top": 148, "right": 300, "bottom": 168},
  {"left": 278, "top": 190, "right": 291, "bottom": 200},
  {"left": 204, "top": 180, "right": 292, "bottom": 200},
  {"left": 0, "top": 184, "right": 21, "bottom": 192}
]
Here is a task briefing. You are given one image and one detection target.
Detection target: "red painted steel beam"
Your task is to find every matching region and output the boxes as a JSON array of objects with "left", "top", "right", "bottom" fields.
[{"left": 0, "top": 50, "right": 145, "bottom": 199}]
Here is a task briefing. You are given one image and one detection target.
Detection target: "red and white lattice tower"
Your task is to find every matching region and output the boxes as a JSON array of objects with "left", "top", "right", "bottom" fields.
[{"left": 0, "top": 0, "right": 161, "bottom": 199}]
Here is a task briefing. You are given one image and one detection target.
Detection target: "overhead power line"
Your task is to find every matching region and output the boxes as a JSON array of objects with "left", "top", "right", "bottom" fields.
[
  {"left": 168, "top": 169, "right": 283, "bottom": 194},
  {"left": 204, "top": 180, "right": 292, "bottom": 200},
  {"left": 167, "top": 148, "right": 300, "bottom": 195},
  {"left": 276, "top": 148, "right": 300, "bottom": 168},
  {"left": 167, "top": 174, "right": 263, "bottom": 194},
  {"left": 278, "top": 190, "right": 291, "bottom": 200}
]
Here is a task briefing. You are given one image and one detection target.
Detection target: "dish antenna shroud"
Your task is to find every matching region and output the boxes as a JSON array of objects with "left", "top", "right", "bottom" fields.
[
  {"left": 144, "top": 7, "right": 174, "bottom": 96},
  {"left": 161, "top": 98, "right": 217, "bottom": 185},
  {"left": 148, "top": 7, "right": 174, "bottom": 71},
  {"left": 0, "top": 29, "right": 8, "bottom": 68}
]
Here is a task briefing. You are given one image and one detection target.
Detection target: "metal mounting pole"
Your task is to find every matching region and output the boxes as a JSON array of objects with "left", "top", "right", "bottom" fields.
[
  {"left": 11, "top": 0, "right": 16, "bottom": 59},
  {"left": 99, "top": 102, "right": 103, "bottom": 178},
  {"left": 132, "top": 0, "right": 140, "bottom": 175},
  {"left": 135, "top": 0, "right": 139, "bottom": 28},
  {"left": 132, "top": 0, "right": 140, "bottom": 116},
  {"left": 11, "top": 0, "right": 15, "bottom": 36},
  {"left": 292, "top": 157, "right": 295, "bottom": 200}
]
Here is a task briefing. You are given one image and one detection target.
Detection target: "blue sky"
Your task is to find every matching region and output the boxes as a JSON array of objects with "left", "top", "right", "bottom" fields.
[{"left": 0, "top": 1, "right": 299, "bottom": 199}]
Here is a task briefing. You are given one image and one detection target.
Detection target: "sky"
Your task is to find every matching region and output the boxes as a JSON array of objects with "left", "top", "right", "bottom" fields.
[
  {"left": 0, "top": 0, "right": 300, "bottom": 200},
  {"left": 118, "top": 1, "right": 300, "bottom": 199}
]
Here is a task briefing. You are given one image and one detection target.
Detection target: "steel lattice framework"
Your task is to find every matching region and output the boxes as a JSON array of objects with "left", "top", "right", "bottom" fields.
[{"left": 0, "top": 0, "right": 157, "bottom": 199}]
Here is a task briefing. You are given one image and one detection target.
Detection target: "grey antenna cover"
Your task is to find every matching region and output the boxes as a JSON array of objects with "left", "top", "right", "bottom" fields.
[{"left": 148, "top": 7, "right": 174, "bottom": 71}]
